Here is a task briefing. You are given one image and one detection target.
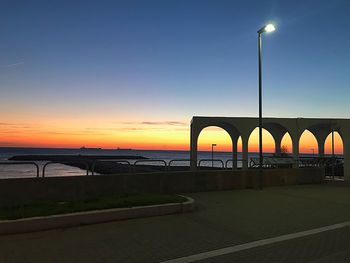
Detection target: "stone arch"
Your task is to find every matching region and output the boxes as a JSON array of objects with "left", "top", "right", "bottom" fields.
[
  {"left": 306, "top": 123, "right": 332, "bottom": 157},
  {"left": 299, "top": 129, "right": 319, "bottom": 155},
  {"left": 341, "top": 132, "right": 350, "bottom": 181},
  {"left": 196, "top": 126, "right": 234, "bottom": 168},
  {"left": 324, "top": 131, "right": 344, "bottom": 155},
  {"left": 280, "top": 132, "right": 293, "bottom": 154},
  {"left": 247, "top": 127, "right": 276, "bottom": 154},
  {"left": 190, "top": 121, "right": 241, "bottom": 169},
  {"left": 196, "top": 125, "right": 234, "bottom": 151},
  {"left": 263, "top": 122, "right": 291, "bottom": 155}
]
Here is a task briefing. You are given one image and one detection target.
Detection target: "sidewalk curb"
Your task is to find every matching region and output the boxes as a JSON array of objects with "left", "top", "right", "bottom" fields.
[{"left": 0, "top": 195, "right": 195, "bottom": 235}]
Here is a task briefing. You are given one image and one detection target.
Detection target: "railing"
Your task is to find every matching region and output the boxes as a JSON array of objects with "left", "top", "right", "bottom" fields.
[
  {"left": 168, "top": 159, "right": 197, "bottom": 171},
  {"left": 133, "top": 159, "right": 168, "bottom": 172},
  {"left": 198, "top": 159, "right": 224, "bottom": 169},
  {"left": 298, "top": 157, "right": 344, "bottom": 178},
  {"left": 298, "top": 157, "right": 344, "bottom": 167},
  {"left": 1, "top": 156, "right": 344, "bottom": 178},
  {"left": 91, "top": 160, "right": 131, "bottom": 175},
  {"left": 249, "top": 158, "right": 263, "bottom": 168},
  {"left": 225, "top": 159, "right": 248, "bottom": 169},
  {"left": 249, "top": 157, "right": 296, "bottom": 168},
  {"left": 0, "top": 162, "right": 40, "bottom": 178},
  {"left": 42, "top": 161, "right": 89, "bottom": 177}
]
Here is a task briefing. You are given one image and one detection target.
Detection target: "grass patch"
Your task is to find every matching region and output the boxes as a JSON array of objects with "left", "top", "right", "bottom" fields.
[{"left": 0, "top": 194, "right": 187, "bottom": 220}]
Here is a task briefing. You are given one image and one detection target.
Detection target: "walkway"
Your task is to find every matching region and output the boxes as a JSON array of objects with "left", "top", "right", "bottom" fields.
[{"left": 1, "top": 184, "right": 350, "bottom": 262}]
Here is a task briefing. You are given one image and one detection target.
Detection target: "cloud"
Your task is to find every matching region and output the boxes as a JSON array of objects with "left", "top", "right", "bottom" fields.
[
  {"left": 119, "top": 127, "right": 146, "bottom": 131},
  {"left": 2, "top": 62, "right": 24, "bottom": 68},
  {"left": 118, "top": 120, "right": 188, "bottom": 132},
  {"left": 45, "top": 131, "right": 108, "bottom": 136},
  {"left": 0, "top": 122, "right": 35, "bottom": 129},
  {"left": 0, "top": 141, "right": 17, "bottom": 146},
  {"left": 123, "top": 121, "right": 187, "bottom": 126},
  {"left": 0, "top": 122, "right": 15, "bottom": 126},
  {"left": 174, "top": 127, "right": 189, "bottom": 131},
  {"left": 119, "top": 127, "right": 164, "bottom": 132},
  {"left": 84, "top": 127, "right": 118, "bottom": 131},
  {"left": 0, "top": 123, "right": 101, "bottom": 136},
  {"left": 0, "top": 121, "right": 188, "bottom": 136}
]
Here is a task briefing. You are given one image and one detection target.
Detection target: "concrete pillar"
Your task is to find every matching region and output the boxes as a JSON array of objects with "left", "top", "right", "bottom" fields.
[
  {"left": 267, "top": 129, "right": 285, "bottom": 157},
  {"left": 242, "top": 135, "right": 249, "bottom": 170},
  {"left": 232, "top": 139, "right": 238, "bottom": 169},
  {"left": 274, "top": 136, "right": 282, "bottom": 156},
  {"left": 317, "top": 139, "right": 325, "bottom": 157},
  {"left": 343, "top": 136, "right": 350, "bottom": 181},
  {"left": 190, "top": 124, "right": 199, "bottom": 171},
  {"left": 291, "top": 133, "right": 300, "bottom": 168},
  {"left": 313, "top": 130, "right": 330, "bottom": 158}
]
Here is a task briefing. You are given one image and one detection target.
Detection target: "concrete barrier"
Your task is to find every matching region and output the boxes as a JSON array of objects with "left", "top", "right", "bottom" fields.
[
  {"left": 0, "top": 195, "right": 195, "bottom": 235},
  {"left": 0, "top": 168, "right": 324, "bottom": 206}
]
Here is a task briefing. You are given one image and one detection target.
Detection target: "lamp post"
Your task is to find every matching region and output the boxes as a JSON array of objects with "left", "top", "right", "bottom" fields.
[
  {"left": 257, "top": 23, "right": 275, "bottom": 190},
  {"left": 211, "top": 143, "right": 217, "bottom": 168},
  {"left": 331, "top": 122, "right": 335, "bottom": 180}
]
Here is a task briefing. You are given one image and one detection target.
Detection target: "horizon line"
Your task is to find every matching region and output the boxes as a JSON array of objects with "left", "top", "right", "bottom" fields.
[{"left": 0, "top": 146, "right": 343, "bottom": 155}]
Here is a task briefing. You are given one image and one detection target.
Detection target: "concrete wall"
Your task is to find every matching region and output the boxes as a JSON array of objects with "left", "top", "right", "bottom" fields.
[{"left": 0, "top": 168, "right": 324, "bottom": 206}]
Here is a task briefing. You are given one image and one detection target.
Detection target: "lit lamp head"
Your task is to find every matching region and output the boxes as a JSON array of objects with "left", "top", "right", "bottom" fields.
[{"left": 258, "top": 23, "right": 276, "bottom": 34}]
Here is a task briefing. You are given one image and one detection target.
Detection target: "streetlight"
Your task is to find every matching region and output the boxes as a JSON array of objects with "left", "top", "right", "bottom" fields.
[
  {"left": 258, "top": 23, "right": 276, "bottom": 190},
  {"left": 311, "top": 148, "right": 315, "bottom": 157},
  {"left": 331, "top": 121, "right": 335, "bottom": 180},
  {"left": 211, "top": 143, "right": 217, "bottom": 168}
]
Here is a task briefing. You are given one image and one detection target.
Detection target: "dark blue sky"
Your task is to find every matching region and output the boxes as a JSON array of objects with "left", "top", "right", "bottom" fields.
[{"left": 1, "top": 0, "right": 350, "bottom": 124}]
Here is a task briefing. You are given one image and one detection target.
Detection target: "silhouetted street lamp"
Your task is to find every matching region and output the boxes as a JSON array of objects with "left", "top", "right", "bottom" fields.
[
  {"left": 211, "top": 144, "right": 217, "bottom": 167},
  {"left": 311, "top": 148, "right": 315, "bottom": 156},
  {"left": 331, "top": 125, "right": 335, "bottom": 180},
  {"left": 258, "top": 23, "right": 275, "bottom": 189}
]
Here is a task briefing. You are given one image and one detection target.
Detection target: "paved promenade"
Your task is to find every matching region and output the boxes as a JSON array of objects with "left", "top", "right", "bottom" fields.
[{"left": 1, "top": 184, "right": 350, "bottom": 262}]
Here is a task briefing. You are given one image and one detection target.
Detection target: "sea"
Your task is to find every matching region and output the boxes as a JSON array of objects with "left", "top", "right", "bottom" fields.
[{"left": 0, "top": 147, "right": 333, "bottom": 179}]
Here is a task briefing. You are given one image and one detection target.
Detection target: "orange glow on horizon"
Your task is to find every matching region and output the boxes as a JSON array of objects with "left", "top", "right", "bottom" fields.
[
  {"left": 248, "top": 128, "right": 275, "bottom": 153},
  {"left": 0, "top": 121, "right": 345, "bottom": 154},
  {"left": 324, "top": 132, "right": 343, "bottom": 154},
  {"left": 197, "top": 127, "right": 344, "bottom": 154},
  {"left": 198, "top": 127, "right": 277, "bottom": 153},
  {"left": 299, "top": 130, "right": 318, "bottom": 154},
  {"left": 0, "top": 118, "right": 190, "bottom": 150},
  {"left": 281, "top": 133, "right": 293, "bottom": 153}
]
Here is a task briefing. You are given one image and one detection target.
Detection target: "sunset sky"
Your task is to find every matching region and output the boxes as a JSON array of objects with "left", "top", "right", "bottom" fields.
[{"left": 0, "top": 0, "right": 349, "bottom": 153}]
